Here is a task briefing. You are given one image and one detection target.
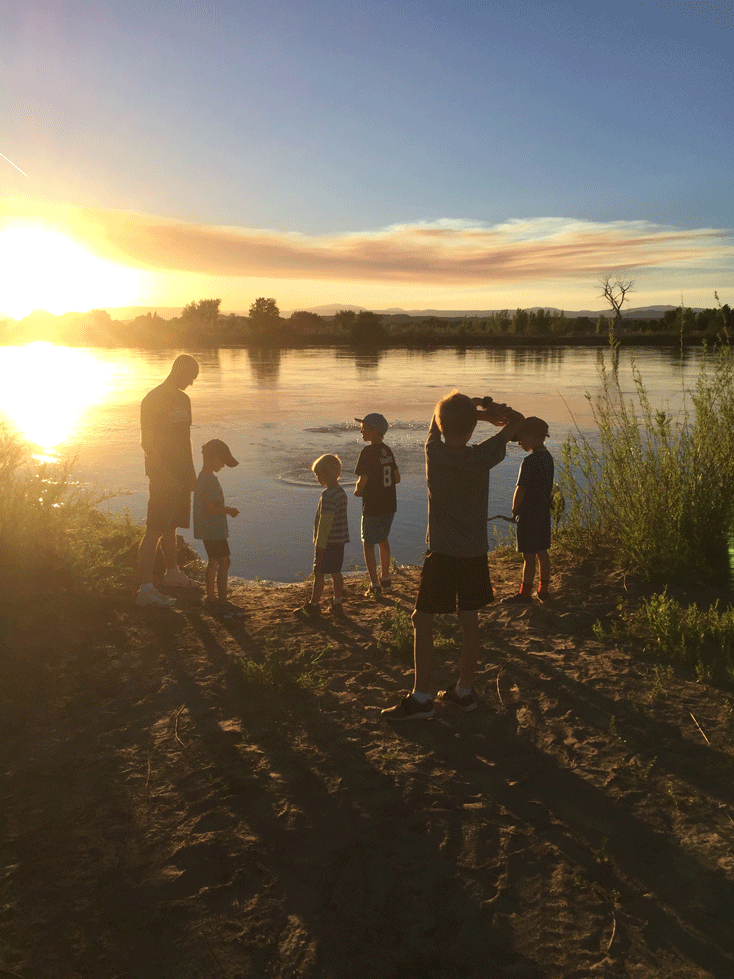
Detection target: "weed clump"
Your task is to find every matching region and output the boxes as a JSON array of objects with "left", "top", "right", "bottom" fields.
[
  {"left": 624, "top": 590, "right": 734, "bottom": 670},
  {"left": 558, "top": 339, "right": 734, "bottom": 584},
  {"left": 233, "top": 645, "right": 327, "bottom": 691},
  {"left": 0, "top": 424, "right": 141, "bottom": 603}
]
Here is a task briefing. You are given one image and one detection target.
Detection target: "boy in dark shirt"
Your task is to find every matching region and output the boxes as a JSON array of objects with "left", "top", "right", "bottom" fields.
[
  {"left": 354, "top": 412, "right": 400, "bottom": 596},
  {"left": 193, "top": 438, "right": 242, "bottom": 617},
  {"left": 503, "top": 417, "right": 554, "bottom": 603}
]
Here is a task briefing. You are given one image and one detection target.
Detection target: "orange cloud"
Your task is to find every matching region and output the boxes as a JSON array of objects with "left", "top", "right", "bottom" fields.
[{"left": 1, "top": 200, "right": 731, "bottom": 285}]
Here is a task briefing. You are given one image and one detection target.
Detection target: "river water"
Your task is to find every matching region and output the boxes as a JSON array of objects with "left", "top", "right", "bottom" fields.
[{"left": 0, "top": 343, "right": 703, "bottom": 581}]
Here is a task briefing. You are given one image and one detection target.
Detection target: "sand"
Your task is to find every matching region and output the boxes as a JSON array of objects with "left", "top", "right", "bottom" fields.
[{"left": 2, "top": 550, "right": 734, "bottom": 978}]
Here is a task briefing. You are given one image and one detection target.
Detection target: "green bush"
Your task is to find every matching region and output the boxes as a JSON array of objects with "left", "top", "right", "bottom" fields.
[{"left": 558, "top": 339, "right": 734, "bottom": 583}]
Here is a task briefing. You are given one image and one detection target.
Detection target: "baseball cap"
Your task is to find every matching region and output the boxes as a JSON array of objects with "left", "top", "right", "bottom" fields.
[
  {"left": 201, "top": 438, "right": 239, "bottom": 466},
  {"left": 354, "top": 412, "right": 388, "bottom": 436}
]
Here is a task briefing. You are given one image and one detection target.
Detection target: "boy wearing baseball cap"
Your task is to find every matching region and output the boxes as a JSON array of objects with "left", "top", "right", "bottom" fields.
[
  {"left": 354, "top": 412, "right": 400, "bottom": 596},
  {"left": 193, "top": 439, "right": 243, "bottom": 617}
]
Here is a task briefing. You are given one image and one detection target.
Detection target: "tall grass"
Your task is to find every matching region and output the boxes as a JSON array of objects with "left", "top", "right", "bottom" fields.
[
  {"left": 558, "top": 338, "right": 734, "bottom": 584},
  {"left": 0, "top": 423, "right": 141, "bottom": 602}
]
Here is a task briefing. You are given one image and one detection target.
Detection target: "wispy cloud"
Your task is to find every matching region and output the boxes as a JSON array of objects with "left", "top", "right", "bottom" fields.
[{"left": 1, "top": 200, "right": 732, "bottom": 285}]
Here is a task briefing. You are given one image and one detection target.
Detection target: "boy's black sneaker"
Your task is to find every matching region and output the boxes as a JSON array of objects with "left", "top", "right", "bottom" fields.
[
  {"left": 365, "top": 584, "right": 383, "bottom": 598},
  {"left": 294, "top": 601, "right": 321, "bottom": 618},
  {"left": 502, "top": 592, "right": 532, "bottom": 604},
  {"left": 437, "top": 686, "right": 477, "bottom": 712},
  {"left": 381, "top": 693, "right": 435, "bottom": 721},
  {"left": 379, "top": 578, "right": 393, "bottom": 591}
]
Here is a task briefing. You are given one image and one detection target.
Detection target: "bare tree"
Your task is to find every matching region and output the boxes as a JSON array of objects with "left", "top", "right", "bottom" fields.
[{"left": 599, "top": 276, "right": 634, "bottom": 326}]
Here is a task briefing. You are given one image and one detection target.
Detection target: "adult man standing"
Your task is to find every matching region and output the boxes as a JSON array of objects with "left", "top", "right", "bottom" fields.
[{"left": 136, "top": 354, "right": 200, "bottom": 607}]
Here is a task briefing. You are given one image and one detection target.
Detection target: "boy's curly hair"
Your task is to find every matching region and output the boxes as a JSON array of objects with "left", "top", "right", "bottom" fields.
[
  {"left": 436, "top": 391, "right": 477, "bottom": 439},
  {"left": 312, "top": 453, "right": 342, "bottom": 478}
]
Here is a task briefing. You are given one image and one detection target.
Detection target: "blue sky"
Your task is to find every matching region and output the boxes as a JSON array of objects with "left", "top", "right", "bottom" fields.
[{"left": 0, "top": 0, "right": 732, "bottom": 316}]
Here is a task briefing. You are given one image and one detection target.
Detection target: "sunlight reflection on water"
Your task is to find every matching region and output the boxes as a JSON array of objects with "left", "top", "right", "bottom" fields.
[{"left": 0, "top": 342, "right": 117, "bottom": 456}]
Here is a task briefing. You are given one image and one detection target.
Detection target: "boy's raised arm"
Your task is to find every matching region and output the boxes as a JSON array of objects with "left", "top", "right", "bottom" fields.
[
  {"left": 499, "top": 409, "right": 525, "bottom": 443},
  {"left": 427, "top": 412, "right": 442, "bottom": 443},
  {"left": 473, "top": 397, "right": 524, "bottom": 442}
]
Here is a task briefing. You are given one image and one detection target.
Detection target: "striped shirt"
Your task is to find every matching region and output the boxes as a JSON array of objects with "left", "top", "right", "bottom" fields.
[{"left": 314, "top": 484, "right": 350, "bottom": 548}]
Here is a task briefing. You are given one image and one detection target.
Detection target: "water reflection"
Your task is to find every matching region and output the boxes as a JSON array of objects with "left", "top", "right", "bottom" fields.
[
  {"left": 192, "top": 349, "right": 224, "bottom": 372},
  {"left": 247, "top": 347, "right": 282, "bottom": 386},
  {"left": 334, "top": 347, "right": 384, "bottom": 374},
  {"left": 505, "top": 347, "right": 567, "bottom": 371},
  {"left": 0, "top": 342, "right": 114, "bottom": 457}
]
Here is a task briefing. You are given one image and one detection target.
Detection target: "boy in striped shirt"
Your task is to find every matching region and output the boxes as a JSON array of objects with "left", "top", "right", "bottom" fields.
[{"left": 300, "top": 453, "right": 350, "bottom": 617}]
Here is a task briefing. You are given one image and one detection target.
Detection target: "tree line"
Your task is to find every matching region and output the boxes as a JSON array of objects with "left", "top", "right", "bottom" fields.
[{"left": 2, "top": 295, "right": 732, "bottom": 349}]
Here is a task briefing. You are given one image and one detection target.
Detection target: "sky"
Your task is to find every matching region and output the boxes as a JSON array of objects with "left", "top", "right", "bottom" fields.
[{"left": 0, "top": 0, "right": 732, "bottom": 318}]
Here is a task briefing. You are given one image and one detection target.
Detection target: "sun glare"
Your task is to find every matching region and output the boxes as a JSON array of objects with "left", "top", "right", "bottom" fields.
[
  {"left": 0, "top": 342, "right": 113, "bottom": 454},
  {"left": 0, "top": 225, "right": 142, "bottom": 319}
]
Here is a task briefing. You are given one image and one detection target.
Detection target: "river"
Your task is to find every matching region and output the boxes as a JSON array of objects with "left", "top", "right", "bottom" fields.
[{"left": 0, "top": 343, "right": 703, "bottom": 581}]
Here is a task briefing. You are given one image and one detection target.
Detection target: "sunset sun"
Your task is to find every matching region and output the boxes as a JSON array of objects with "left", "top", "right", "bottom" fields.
[{"left": 0, "top": 225, "right": 142, "bottom": 319}]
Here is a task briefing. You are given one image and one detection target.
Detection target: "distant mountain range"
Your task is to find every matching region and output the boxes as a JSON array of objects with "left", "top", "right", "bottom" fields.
[{"left": 104, "top": 303, "right": 701, "bottom": 321}]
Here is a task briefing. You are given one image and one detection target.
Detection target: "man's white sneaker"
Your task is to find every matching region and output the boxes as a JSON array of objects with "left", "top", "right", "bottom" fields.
[
  {"left": 136, "top": 585, "right": 177, "bottom": 607},
  {"left": 163, "top": 569, "right": 200, "bottom": 588}
]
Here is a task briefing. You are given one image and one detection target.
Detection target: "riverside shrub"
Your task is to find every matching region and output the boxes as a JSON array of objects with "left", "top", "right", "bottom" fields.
[
  {"left": 558, "top": 338, "right": 734, "bottom": 584},
  {"left": 0, "top": 424, "right": 140, "bottom": 600}
]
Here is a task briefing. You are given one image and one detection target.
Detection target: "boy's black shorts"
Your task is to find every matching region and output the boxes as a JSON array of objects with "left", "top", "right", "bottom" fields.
[
  {"left": 203, "top": 539, "right": 230, "bottom": 559},
  {"left": 314, "top": 543, "right": 345, "bottom": 575},
  {"left": 415, "top": 551, "right": 493, "bottom": 614}
]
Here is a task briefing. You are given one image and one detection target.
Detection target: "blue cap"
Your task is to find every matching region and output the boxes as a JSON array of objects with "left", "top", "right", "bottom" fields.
[{"left": 355, "top": 412, "right": 388, "bottom": 436}]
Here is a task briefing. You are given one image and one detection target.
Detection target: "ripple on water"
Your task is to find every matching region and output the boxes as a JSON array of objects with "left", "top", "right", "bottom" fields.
[
  {"left": 303, "top": 420, "right": 426, "bottom": 434},
  {"left": 279, "top": 468, "right": 357, "bottom": 487}
]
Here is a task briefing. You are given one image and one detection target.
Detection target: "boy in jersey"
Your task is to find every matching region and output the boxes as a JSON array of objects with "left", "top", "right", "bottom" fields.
[{"left": 354, "top": 412, "right": 400, "bottom": 597}]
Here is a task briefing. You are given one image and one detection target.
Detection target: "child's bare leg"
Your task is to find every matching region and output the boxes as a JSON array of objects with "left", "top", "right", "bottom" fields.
[
  {"left": 311, "top": 572, "right": 325, "bottom": 605},
  {"left": 332, "top": 572, "right": 344, "bottom": 603},
  {"left": 378, "top": 540, "right": 391, "bottom": 581},
  {"left": 206, "top": 558, "right": 219, "bottom": 600},
  {"left": 537, "top": 550, "right": 550, "bottom": 595},
  {"left": 363, "top": 542, "right": 379, "bottom": 586},
  {"left": 411, "top": 609, "right": 434, "bottom": 695},
  {"left": 217, "top": 556, "right": 231, "bottom": 602},
  {"left": 457, "top": 608, "right": 480, "bottom": 689},
  {"left": 522, "top": 553, "right": 537, "bottom": 591}
]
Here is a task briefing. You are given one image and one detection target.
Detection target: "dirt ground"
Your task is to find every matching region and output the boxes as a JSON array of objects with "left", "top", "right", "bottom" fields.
[{"left": 2, "top": 550, "right": 734, "bottom": 979}]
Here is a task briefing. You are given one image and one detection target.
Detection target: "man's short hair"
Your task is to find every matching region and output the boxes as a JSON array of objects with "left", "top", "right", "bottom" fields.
[
  {"left": 436, "top": 391, "right": 477, "bottom": 439},
  {"left": 518, "top": 416, "right": 549, "bottom": 440},
  {"left": 312, "top": 453, "right": 342, "bottom": 478},
  {"left": 170, "top": 353, "right": 200, "bottom": 381}
]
